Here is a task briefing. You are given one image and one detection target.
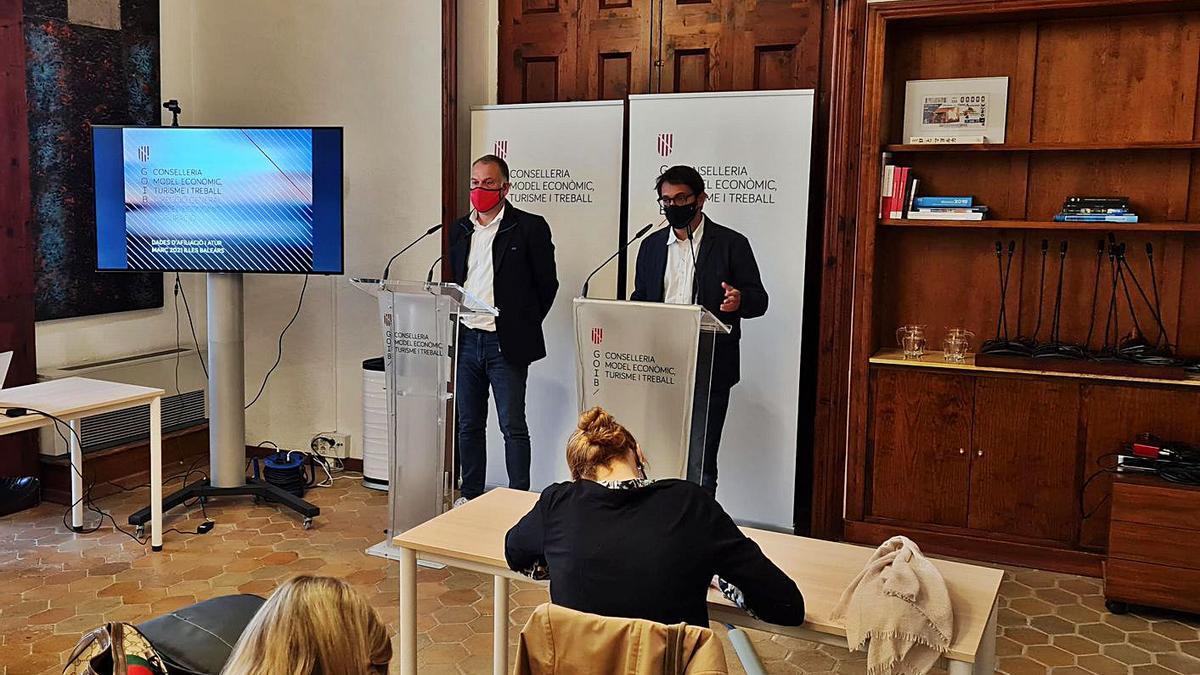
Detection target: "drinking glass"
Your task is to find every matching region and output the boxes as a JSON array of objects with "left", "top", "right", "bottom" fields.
[
  {"left": 943, "top": 328, "right": 975, "bottom": 363},
  {"left": 895, "top": 325, "right": 927, "bottom": 360}
]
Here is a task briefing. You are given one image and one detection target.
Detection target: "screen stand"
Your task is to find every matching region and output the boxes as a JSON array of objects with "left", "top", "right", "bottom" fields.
[{"left": 129, "top": 273, "right": 319, "bottom": 543}]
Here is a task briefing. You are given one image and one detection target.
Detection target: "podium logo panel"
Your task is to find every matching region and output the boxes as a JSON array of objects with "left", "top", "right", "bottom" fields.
[{"left": 591, "top": 327, "right": 604, "bottom": 345}]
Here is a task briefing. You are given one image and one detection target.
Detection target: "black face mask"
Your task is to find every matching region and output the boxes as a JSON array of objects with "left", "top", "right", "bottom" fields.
[{"left": 663, "top": 203, "right": 698, "bottom": 231}]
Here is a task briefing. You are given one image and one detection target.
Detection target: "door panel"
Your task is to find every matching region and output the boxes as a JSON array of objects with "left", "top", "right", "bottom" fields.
[
  {"left": 969, "top": 377, "right": 1081, "bottom": 543},
  {"left": 501, "top": 0, "right": 824, "bottom": 103},
  {"left": 868, "top": 369, "right": 973, "bottom": 527},
  {"left": 500, "top": 1, "right": 580, "bottom": 103}
]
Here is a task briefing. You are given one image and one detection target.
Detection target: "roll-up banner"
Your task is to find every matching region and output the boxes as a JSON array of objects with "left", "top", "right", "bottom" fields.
[
  {"left": 627, "top": 90, "right": 816, "bottom": 529},
  {"left": 471, "top": 101, "right": 625, "bottom": 490}
]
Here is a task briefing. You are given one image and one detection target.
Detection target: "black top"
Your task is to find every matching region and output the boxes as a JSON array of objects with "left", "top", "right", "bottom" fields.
[
  {"left": 504, "top": 479, "right": 805, "bottom": 627},
  {"left": 630, "top": 218, "right": 768, "bottom": 388},
  {"left": 448, "top": 202, "right": 559, "bottom": 366}
]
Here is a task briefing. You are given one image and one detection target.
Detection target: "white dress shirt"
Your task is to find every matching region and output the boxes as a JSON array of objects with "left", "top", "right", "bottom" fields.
[
  {"left": 461, "top": 206, "right": 504, "bottom": 331},
  {"left": 663, "top": 217, "right": 704, "bottom": 305}
]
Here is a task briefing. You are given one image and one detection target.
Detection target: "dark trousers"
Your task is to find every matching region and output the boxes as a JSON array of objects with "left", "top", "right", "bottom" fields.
[
  {"left": 456, "top": 327, "right": 531, "bottom": 499},
  {"left": 687, "top": 381, "right": 732, "bottom": 494}
]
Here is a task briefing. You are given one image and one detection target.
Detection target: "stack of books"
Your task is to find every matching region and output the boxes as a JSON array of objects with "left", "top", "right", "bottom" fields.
[
  {"left": 907, "top": 196, "right": 989, "bottom": 220},
  {"left": 878, "top": 154, "right": 988, "bottom": 220},
  {"left": 1054, "top": 196, "right": 1138, "bottom": 223}
]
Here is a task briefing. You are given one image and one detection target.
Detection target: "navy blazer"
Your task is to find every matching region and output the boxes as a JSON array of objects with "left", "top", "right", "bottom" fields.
[
  {"left": 630, "top": 218, "right": 768, "bottom": 388},
  {"left": 448, "top": 202, "right": 559, "bottom": 366}
]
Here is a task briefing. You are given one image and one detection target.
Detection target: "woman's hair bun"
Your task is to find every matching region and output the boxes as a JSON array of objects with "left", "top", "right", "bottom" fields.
[{"left": 567, "top": 407, "right": 638, "bottom": 480}]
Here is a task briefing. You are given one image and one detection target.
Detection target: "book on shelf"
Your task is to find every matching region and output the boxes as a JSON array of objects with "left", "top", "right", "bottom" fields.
[
  {"left": 1063, "top": 196, "right": 1130, "bottom": 210},
  {"left": 908, "top": 135, "right": 990, "bottom": 144},
  {"left": 913, "top": 206, "right": 989, "bottom": 214},
  {"left": 878, "top": 153, "right": 893, "bottom": 219},
  {"left": 913, "top": 196, "right": 973, "bottom": 208},
  {"left": 904, "top": 210, "right": 986, "bottom": 221},
  {"left": 1053, "top": 213, "right": 1140, "bottom": 223}
]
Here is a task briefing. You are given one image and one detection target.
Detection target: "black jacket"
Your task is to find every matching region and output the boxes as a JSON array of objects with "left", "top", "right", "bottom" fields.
[
  {"left": 505, "top": 479, "right": 805, "bottom": 627},
  {"left": 630, "top": 218, "right": 768, "bottom": 388},
  {"left": 449, "top": 203, "right": 559, "bottom": 366}
]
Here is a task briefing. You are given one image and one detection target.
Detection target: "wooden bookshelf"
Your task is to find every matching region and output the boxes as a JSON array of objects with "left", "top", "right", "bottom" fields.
[
  {"left": 843, "top": 0, "right": 1200, "bottom": 576},
  {"left": 880, "top": 218, "right": 1200, "bottom": 232},
  {"left": 884, "top": 141, "right": 1200, "bottom": 153}
]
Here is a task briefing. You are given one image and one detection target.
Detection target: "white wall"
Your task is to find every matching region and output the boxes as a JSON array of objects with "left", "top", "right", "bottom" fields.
[{"left": 142, "top": 0, "right": 445, "bottom": 457}]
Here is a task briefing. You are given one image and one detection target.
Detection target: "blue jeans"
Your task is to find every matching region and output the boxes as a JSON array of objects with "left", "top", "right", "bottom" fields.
[
  {"left": 456, "top": 328, "right": 531, "bottom": 499},
  {"left": 687, "top": 381, "right": 731, "bottom": 496}
]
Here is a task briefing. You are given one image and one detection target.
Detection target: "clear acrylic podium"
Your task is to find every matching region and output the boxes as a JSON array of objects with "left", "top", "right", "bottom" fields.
[
  {"left": 353, "top": 278, "right": 497, "bottom": 560},
  {"left": 573, "top": 298, "right": 730, "bottom": 484}
]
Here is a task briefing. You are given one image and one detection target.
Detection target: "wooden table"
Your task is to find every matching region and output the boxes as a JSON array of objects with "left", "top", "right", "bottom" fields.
[
  {"left": 392, "top": 488, "right": 1002, "bottom": 675},
  {"left": 0, "top": 377, "right": 166, "bottom": 550}
]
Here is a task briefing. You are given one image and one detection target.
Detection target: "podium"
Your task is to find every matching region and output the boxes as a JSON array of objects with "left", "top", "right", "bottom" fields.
[
  {"left": 573, "top": 298, "right": 730, "bottom": 482},
  {"left": 353, "top": 278, "right": 498, "bottom": 560}
]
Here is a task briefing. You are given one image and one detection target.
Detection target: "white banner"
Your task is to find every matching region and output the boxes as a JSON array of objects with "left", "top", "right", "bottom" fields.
[
  {"left": 471, "top": 102, "right": 625, "bottom": 490},
  {"left": 627, "top": 90, "right": 815, "bottom": 529}
]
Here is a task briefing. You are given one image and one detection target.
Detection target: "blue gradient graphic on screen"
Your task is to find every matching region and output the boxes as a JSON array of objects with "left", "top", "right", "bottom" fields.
[{"left": 93, "top": 127, "right": 343, "bottom": 273}]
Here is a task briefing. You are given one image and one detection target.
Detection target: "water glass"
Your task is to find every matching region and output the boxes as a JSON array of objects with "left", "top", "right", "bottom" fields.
[
  {"left": 943, "top": 328, "right": 975, "bottom": 363},
  {"left": 896, "top": 325, "right": 927, "bottom": 360}
]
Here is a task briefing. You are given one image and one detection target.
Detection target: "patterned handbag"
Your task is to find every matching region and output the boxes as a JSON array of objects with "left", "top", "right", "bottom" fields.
[{"left": 63, "top": 622, "right": 168, "bottom": 675}]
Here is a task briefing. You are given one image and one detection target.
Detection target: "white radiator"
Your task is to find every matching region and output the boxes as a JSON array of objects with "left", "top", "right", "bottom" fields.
[{"left": 37, "top": 348, "right": 209, "bottom": 457}]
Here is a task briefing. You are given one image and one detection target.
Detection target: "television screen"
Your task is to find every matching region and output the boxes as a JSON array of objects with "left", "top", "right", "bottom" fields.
[{"left": 93, "top": 126, "right": 344, "bottom": 274}]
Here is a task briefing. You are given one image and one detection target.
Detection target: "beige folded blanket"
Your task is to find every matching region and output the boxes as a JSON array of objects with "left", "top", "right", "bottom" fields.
[{"left": 830, "top": 536, "right": 953, "bottom": 675}]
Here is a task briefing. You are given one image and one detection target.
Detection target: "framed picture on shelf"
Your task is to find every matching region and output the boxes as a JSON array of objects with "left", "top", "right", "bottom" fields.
[{"left": 902, "top": 77, "right": 1009, "bottom": 144}]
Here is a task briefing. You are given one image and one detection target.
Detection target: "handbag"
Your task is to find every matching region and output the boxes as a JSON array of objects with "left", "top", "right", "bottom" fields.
[{"left": 63, "top": 622, "right": 169, "bottom": 675}]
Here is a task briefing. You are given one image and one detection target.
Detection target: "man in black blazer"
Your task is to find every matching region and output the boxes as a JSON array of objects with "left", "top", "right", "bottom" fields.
[
  {"left": 631, "top": 165, "right": 768, "bottom": 496},
  {"left": 448, "top": 155, "right": 558, "bottom": 503}
]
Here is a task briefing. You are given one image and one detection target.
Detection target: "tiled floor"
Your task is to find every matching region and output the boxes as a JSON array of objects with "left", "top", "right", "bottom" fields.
[{"left": 0, "top": 472, "right": 1198, "bottom": 674}]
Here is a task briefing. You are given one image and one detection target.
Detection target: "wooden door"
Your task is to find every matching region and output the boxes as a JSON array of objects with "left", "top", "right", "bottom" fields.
[
  {"left": 500, "top": 0, "right": 823, "bottom": 102},
  {"left": 499, "top": 0, "right": 580, "bottom": 103},
  {"left": 867, "top": 369, "right": 973, "bottom": 527},
  {"left": 657, "top": 0, "right": 822, "bottom": 93},
  {"left": 969, "top": 377, "right": 1081, "bottom": 543}
]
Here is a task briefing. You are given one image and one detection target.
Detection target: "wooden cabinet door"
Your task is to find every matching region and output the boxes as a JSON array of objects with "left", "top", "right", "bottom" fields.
[
  {"left": 658, "top": 0, "right": 822, "bottom": 93},
  {"left": 868, "top": 369, "right": 973, "bottom": 527},
  {"left": 969, "top": 377, "right": 1081, "bottom": 543}
]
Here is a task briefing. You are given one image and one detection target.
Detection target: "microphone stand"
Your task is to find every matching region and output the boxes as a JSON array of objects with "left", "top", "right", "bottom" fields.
[
  {"left": 1097, "top": 242, "right": 1124, "bottom": 362},
  {"left": 1119, "top": 243, "right": 1181, "bottom": 366},
  {"left": 1020, "top": 239, "right": 1050, "bottom": 352},
  {"left": 382, "top": 223, "right": 443, "bottom": 280},
  {"left": 1083, "top": 240, "right": 1105, "bottom": 354},
  {"left": 425, "top": 255, "right": 443, "bottom": 284},
  {"left": 982, "top": 240, "right": 1025, "bottom": 355},
  {"left": 580, "top": 221, "right": 660, "bottom": 298},
  {"left": 1035, "top": 241, "right": 1085, "bottom": 359}
]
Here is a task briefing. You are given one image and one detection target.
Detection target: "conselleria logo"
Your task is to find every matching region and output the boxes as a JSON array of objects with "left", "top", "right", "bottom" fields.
[
  {"left": 493, "top": 139, "right": 508, "bottom": 159},
  {"left": 591, "top": 327, "right": 604, "bottom": 345},
  {"left": 657, "top": 133, "right": 673, "bottom": 158}
]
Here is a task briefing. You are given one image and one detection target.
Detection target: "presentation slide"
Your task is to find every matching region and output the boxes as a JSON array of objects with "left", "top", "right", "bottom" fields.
[{"left": 94, "top": 127, "right": 343, "bottom": 273}]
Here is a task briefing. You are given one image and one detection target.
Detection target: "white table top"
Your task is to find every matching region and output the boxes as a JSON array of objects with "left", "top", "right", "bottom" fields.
[{"left": 0, "top": 377, "right": 164, "bottom": 433}]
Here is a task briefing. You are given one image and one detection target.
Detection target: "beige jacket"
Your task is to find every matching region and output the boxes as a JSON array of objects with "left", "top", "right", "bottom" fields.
[{"left": 513, "top": 603, "right": 727, "bottom": 675}]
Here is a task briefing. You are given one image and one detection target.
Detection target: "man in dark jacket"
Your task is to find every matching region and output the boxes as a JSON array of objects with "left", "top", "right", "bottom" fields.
[
  {"left": 449, "top": 155, "right": 558, "bottom": 503},
  {"left": 631, "top": 165, "right": 768, "bottom": 495}
]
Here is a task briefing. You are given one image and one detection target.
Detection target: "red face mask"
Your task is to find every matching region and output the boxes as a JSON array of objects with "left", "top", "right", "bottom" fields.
[{"left": 470, "top": 187, "right": 504, "bottom": 213}]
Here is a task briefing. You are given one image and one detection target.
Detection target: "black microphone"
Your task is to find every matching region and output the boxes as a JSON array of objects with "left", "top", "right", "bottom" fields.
[
  {"left": 425, "top": 255, "right": 443, "bottom": 284},
  {"left": 580, "top": 221, "right": 661, "bottom": 298},
  {"left": 382, "top": 223, "right": 443, "bottom": 280}
]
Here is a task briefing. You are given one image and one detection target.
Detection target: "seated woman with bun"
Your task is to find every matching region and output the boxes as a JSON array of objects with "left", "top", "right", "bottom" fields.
[{"left": 505, "top": 407, "right": 805, "bottom": 627}]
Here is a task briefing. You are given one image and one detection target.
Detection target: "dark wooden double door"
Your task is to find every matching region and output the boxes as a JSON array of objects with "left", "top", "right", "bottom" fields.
[{"left": 499, "top": 0, "right": 823, "bottom": 104}]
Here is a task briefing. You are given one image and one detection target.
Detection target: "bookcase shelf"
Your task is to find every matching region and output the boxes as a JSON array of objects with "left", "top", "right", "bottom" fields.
[
  {"left": 883, "top": 141, "right": 1200, "bottom": 153},
  {"left": 879, "top": 218, "right": 1200, "bottom": 232},
  {"left": 869, "top": 349, "right": 1200, "bottom": 388}
]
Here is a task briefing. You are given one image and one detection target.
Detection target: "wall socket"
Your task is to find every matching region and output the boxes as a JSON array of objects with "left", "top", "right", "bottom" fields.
[{"left": 314, "top": 432, "right": 350, "bottom": 459}]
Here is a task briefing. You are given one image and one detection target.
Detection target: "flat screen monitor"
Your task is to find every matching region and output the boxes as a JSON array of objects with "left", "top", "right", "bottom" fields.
[{"left": 92, "top": 126, "right": 344, "bottom": 274}]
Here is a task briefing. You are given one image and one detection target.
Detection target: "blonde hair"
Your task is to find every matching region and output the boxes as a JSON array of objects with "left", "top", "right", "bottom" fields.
[
  {"left": 222, "top": 575, "right": 391, "bottom": 675},
  {"left": 567, "top": 407, "right": 640, "bottom": 480}
]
